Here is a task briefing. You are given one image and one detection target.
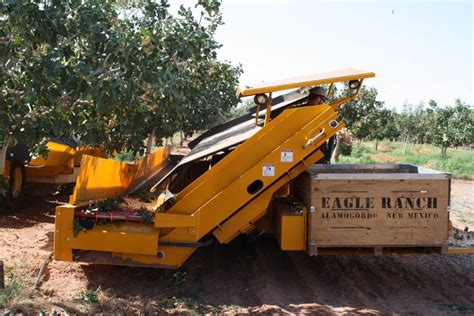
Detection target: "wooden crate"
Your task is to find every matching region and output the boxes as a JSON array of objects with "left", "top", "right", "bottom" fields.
[{"left": 293, "top": 164, "right": 451, "bottom": 256}]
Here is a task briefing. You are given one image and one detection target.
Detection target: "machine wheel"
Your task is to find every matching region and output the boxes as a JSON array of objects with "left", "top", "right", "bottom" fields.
[{"left": 7, "top": 161, "right": 25, "bottom": 201}]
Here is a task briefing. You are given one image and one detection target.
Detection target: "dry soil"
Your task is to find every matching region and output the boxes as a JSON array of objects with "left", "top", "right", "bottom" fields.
[{"left": 0, "top": 181, "right": 473, "bottom": 315}]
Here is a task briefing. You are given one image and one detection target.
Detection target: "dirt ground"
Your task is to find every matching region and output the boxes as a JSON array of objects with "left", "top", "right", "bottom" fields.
[
  {"left": 0, "top": 181, "right": 473, "bottom": 315},
  {"left": 450, "top": 180, "right": 474, "bottom": 232}
]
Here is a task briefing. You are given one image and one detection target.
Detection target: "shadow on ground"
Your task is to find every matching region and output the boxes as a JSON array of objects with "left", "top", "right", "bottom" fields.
[
  {"left": 0, "top": 184, "right": 70, "bottom": 229},
  {"left": 80, "top": 235, "right": 474, "bottom": 314}
]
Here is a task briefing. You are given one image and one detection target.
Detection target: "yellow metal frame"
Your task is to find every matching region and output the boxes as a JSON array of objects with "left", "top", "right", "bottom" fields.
[
  {"left": 70, "top": 146, "right": 171, "bottom": 204},
  {"left": 54, "top": 205, "right": 160, "bottom": 261},
  {"left": 329, "top": 79, "right": 364, "bottom": 110},
  {"left": 264, "top": 92, "right": 273, "bottom": 126},
  {"left": 237, "top": 68, "right": 375, "bottom": 97},
  {"left": 447, "top": 248, "right": 474, "bottom": 255},
  {"left": 250, "top": 69, "right": 370, "bottom": 129}
]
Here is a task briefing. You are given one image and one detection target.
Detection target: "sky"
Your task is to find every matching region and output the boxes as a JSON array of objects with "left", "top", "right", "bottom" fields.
[
  {"left": 212, "top": 0, "right": 474, "bottom": 108},
  {"left": 200, "top": 0, "right": 472, "bottom": 109}
]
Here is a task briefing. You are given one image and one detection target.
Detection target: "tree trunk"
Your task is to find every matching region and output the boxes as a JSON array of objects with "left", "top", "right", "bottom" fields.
[
  {"left": 332, "top": 134, "right": 341, "bottom": 163},
  {"left": 441, "top": 146, "right": 447, "bottom": 157},
  {"left": 169, "top": 136, "right": 175, "bottom": 147},
  {"left": 403, "top": 137, "right": 408, "bottom": 155},
  {"left": 145, "top": 129, "right": 155, "bottom": 155},
  {"left": 180, "top": 131, "right": 185, "bottom": 147},
  {"left": 0, "top": 147, "right": 7, "bottom": 176},
  {"left": 0, "top": 260, "right": 4, "bottom": 289},
  {"left": 375, "top": 138, "right": 379, "bottom": 151},
  {"left": 0, "top": 137, "right": 11, "bottom": 176}
]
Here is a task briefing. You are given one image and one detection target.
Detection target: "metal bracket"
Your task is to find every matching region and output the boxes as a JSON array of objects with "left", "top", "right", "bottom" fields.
[{"left": 303, "top": 128, "right": 325, "bottom": 149}]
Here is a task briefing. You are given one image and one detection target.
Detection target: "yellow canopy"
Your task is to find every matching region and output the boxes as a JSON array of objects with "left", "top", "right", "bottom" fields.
[{"left": 237, "top": 68, "right": 375, "bottom": 97}]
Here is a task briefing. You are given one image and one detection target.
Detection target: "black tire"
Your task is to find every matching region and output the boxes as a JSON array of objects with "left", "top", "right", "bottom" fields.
[{"left": 7, "top": 161, "right": 25, "bottom": 201}]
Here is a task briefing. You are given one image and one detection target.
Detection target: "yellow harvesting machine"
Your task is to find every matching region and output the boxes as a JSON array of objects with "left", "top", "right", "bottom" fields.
[
  {"left": 54, "top": 68, "right": 391, "bottom": 268},
  {"left": 54, "top": 67, "right": 474, "bottom": 268},
  {"left": 1, "top": 139, "right": 104, "bottom": 201}
]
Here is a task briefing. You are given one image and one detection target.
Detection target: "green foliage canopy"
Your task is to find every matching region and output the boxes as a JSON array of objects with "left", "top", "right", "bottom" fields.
[
  {"left": 0, "top": 0, "right": 242, "bottom": 154},
  {"left": 428, "top": 99, "right": 474, "bottom": 155},
  {"left": 397, "top": 102, "right": 433, "bottom": 144},
  {"left": 338, "top": 85, "right": 384, "bottom": 140},
  {"left": 336, "top": 85, "right": 473, "bottom": 156},
  {"left": 369, "top": 108, "right": 400, "bottom": 142}
]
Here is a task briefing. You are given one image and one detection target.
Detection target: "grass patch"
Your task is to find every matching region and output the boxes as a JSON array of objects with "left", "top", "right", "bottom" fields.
[
  {"left": 0, "top": 261, "right": 33, "bottom": 308},
  {"left": 79, "top": 289, "right": 99, "bottom": 305},
  {"left": 441, "top": 302, "right": 474, "bottom": 314},
  {"left": 339, "top": 141, "right": 474, "bottom": 178},
  {"left": 161, "top": 270, "right": 204, "bottom": 314}
]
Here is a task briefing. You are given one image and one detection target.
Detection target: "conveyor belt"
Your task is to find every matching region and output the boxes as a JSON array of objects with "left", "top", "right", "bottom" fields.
[{"left": 152, "top": 89, "right": 308, "bottom": 190}]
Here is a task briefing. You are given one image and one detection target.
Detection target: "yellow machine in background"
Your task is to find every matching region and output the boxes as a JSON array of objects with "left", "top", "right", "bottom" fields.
[
  {"left": 54, "top": 68, "right": 378, "bottom": 268},
  {"left": 1, "top": 140, "right": 104, "bottom": 201},
  {"left": 27, "top": 141, "right": 104, "bottom": 183}
]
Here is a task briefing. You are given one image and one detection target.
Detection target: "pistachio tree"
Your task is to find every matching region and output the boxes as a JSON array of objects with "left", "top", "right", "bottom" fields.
[
  {"left": 338, "top": 85, "right": 384, "bottom": 142},
  {"left": 0, "top": 0, "right": 241, "bottom": 155},
  {"left": 429, "top": 99, "right": 474, "bottom": 156},
  {"left": 368, "top": 108, "right": 400, "bottom": 150}
]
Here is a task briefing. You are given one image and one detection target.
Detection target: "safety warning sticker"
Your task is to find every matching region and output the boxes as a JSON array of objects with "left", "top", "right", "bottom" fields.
[
  {"left": 262, "top": 163, "right": 275, "bottom": 177},
  {"left": 280, "top": 150, "right": 293, "bottom": 162}
]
